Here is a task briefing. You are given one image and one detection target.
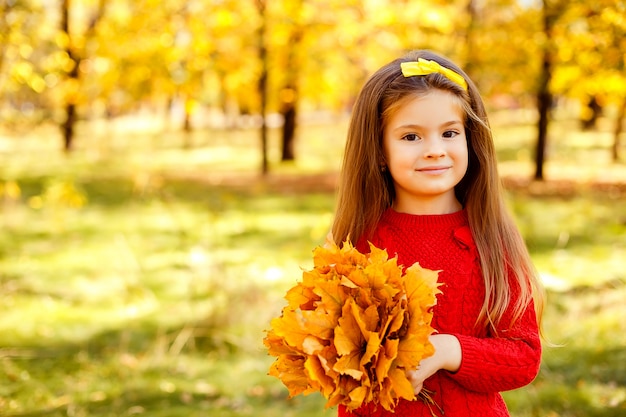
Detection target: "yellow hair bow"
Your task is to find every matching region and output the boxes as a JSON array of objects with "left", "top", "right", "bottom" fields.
[{"left": 401, "top": 59, "right": 468, "bottom": 91}]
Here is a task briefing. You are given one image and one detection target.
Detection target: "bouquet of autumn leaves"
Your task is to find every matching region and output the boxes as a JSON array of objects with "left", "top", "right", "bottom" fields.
[{"left": 264, "top": 238, "right": 441, "bottom": 412}]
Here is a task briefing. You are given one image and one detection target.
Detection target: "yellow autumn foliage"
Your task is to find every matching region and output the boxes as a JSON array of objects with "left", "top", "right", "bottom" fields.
[{"left": 264, "top": 238, "right": 441, "bottom": 412}]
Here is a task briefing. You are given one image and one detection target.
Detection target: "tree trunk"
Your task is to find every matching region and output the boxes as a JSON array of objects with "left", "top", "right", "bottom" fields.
[
  {"left": 281, "top": 101, "right": 296, "bottom": 160},
  {"left": 62, "top": 103, "right": 77, "bottom": 151},
  {"left": 463, "top": 0, "right": 479, "bottom": 78},
  {"left": 279, "top": 1, "right": 303, "bottom": 162},
  {"left": 183, "top": 97, "right": 192, "bottom": 133},
  {"left": 61, "top": 0, "right": 78, "bottom": 152},
  {"left": 613, "top": 97, "right": 626, "bottom": 162},
  {"left": 60, "top": 0, "right": 105, "bottom": 152},
  {"left": 183, "top": 98, "right": 193, "bottom": 149},
  {"left": 534, "top": 0, "right": 556, "bottom": 180},
  {"left": 535, "top": 79, "right": 551, "bottom": 180},
  {"left": 581, "top": 95, "right": 602, "bottom": 131},
  {"left": 256, "top": 0, "right": 269, "bottom": 175}
]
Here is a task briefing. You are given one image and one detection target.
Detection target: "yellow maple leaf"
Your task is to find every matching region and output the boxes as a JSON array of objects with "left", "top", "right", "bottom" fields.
[
  {"left": 352, "top": 303, "right": 379, "bottom": 337},
  {"left": 375, "top": 338, "right": 399, "bottom": 384},
  {"left": 404, "top": 263, "right": 441, "bottom": 313},
  {"left": 269, "top": 355, "right": 312, "bottom": 397},
  {"left": 377, "top": 376, "right": 395, "bottom": 411},
  {"left": 302, "top": 335, "right": 326, "bottom": 355},
  {"left": 387, "top": 366, "right": 416, "bottom": 401},
  {"left": 367, "top": 242, "right": 389, "bottom": 264},
  {"left": 343, "top": 267, "right": 369, "bottom": 288},
  {"left": 301, "top": 310, "right": 337, "bottom": 341},
  {"left": 397, "top": 333, "right": 432, "bottom": 368},
  {"left": 333, "top": 350, "right": 364, "bottom": 380},
  {"left": 334, "top": 300, "right": 364, "bottom": 355},
  {"left": 264, "top": 331, "right": 301, "bottom": 356},
  {"left": 361, "top": 330, "right": 381, "bottom": 372},
  {"left": 313, "top": 279, "right": 347, "bottom": 316},
  {"left": 305, "top": 353, "right": 337, "bottom": 396},
  {"left": 285, "top": 283, "right": 318, "bottom": 310},
  {"left": 346, "top": 385, "right": 369, "bottom": 409}
]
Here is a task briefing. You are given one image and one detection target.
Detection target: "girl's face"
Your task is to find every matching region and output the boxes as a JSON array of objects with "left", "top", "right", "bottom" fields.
[{"left": 382, "top": 89, "right": 468, "bottom": 215}]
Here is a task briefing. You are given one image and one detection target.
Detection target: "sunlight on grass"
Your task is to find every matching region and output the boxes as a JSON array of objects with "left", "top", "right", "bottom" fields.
[{"left": 509, "top": 195, "right": 626, "bottom": 289}]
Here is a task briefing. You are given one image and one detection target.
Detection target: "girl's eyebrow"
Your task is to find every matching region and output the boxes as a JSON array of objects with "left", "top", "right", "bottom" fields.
[{"left": 392, "top": 120, "right": 463, "bottom": 131}]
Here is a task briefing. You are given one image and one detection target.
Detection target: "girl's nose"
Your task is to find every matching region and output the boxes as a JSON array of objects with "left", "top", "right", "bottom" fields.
[{"left": 423, "top": 137, "right": 446, "bottom": 158}]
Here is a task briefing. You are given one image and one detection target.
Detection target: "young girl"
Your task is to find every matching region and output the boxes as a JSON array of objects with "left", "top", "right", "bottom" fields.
[{"left": 332, "top": 50, "right": 543, "bottom": 416}]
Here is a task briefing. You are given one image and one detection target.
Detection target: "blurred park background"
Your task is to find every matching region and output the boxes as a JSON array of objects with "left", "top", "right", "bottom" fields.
[{"left": 1, "top": 0, "right": 625, "bottom": 416}]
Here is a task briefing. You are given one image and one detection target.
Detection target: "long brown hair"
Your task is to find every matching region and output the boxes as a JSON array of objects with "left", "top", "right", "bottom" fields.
[{"left": 332, "top": 50, "right": 543, "bottom": 331}]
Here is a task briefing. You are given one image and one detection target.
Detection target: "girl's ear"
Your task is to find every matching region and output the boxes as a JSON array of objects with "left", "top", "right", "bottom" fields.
[{"left": 379, "top": 155, "right": 388, "bottom": 172}]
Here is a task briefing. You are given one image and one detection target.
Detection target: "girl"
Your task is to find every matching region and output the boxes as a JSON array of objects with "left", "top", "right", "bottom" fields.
[{"left": 332, "top": 50, "right": 543, "bottom": 416}]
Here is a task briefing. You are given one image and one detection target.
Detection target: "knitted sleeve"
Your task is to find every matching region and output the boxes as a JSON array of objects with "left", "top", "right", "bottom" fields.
[{"left": 448, "top": 295, "right": 542, "bottom": 393}]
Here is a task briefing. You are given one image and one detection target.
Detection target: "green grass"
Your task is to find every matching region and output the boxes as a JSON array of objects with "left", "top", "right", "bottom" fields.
[{"left": 0, "top": 116, "right": 625, "bottom": 416}]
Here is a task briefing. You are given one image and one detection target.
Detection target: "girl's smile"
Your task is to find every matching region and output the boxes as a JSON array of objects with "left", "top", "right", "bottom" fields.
[{"left": 417, "top": 165, "right": 452, "bottom": 174}]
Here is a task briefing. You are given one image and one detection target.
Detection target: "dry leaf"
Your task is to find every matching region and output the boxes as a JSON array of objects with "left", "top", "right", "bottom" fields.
[{"left": 264, "top": 238, "right": 441, "bottom": 412}]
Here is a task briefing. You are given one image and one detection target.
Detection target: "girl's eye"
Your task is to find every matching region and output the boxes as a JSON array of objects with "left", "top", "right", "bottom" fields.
[
  {"left": 443, "top": 130, "right": 459, "bottom": 139},
  {"left": 402, "top": 133, "right": 420, "bottom": 142}
]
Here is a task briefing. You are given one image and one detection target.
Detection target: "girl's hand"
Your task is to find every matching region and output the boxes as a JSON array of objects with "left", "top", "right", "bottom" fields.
[{"left": 407, "top": 334, "right": 462, "bottom": 395}]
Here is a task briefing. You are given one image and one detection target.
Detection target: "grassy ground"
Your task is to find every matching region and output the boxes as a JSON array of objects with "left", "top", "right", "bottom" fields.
[{"left": 0, "top": 115, "right": 625, "bottom": 416}]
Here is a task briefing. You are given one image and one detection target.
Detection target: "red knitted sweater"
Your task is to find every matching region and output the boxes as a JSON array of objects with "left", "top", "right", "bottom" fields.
[{"left": 338, "top": 209, "right": 541, "bottom": 417}]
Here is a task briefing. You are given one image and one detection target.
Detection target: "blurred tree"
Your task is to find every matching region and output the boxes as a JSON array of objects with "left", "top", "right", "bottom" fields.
[
  {"left": 465, "top": 1, "right": 540, "bottom": 100},
  {"left": 88, "top": 0, "right": 253, "bottom": 136},
  {"left": 277, "top": 0, "right": 303, "bottom": 162},
  {"left": 578, "top": 1, "right": 626, "bottom": 161},
  {"left": 601, "top": 3, "right": 626, "bottom": 162},
  {"left": 0, "top": 0, "right": 50, "bottom": 126},
  {"left": 0, "top": 1, "right": 10, "bottom": 80},
  {"left": 94, "top": 0, "right": 187, "bottom": 125},
  {"left": 207, "top": 2, "right": 259, "bottom": 128},
  {"left": 176, "top": 4, "right": 196, "bottom": 135},
  {"left": 550, "top": 0, "right": 626, "bottom": 162},
  {"left": 59, "top": 0, "right": 106, "bottom": 151},
  {"left": 580, "top": 96, "right": 602, "bottom": 131},
  {"left": 256, "top": 0, "right": 269, "bottom": 175},
  {"left": 59, "top": 0, "right": 79, "bottom": 151},
  {"left": 273, "top": 0, "right": 371, "bottom": 163},
  {"left": 166, "top": 0, "right": 227, "bottom": 137},
  {"left": 462, "top": 0, "right": 479, "bottom": 78},
  {"left": 614, "top": 99, "right": 625, "bottom": 161},
  {"left": 535, "top": 0, "right": 567, "bottom": 180}
]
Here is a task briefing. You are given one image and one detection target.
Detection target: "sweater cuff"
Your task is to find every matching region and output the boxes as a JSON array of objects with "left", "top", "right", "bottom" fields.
[
  {"left": 447, "top": 333, "right": 541, "bottom": 393},
  {"left": 451, "top": 334, "right": 484, "bottom": 380},
  {"left": 448, "top": 333, "right": 507, "bottom": 393}
]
